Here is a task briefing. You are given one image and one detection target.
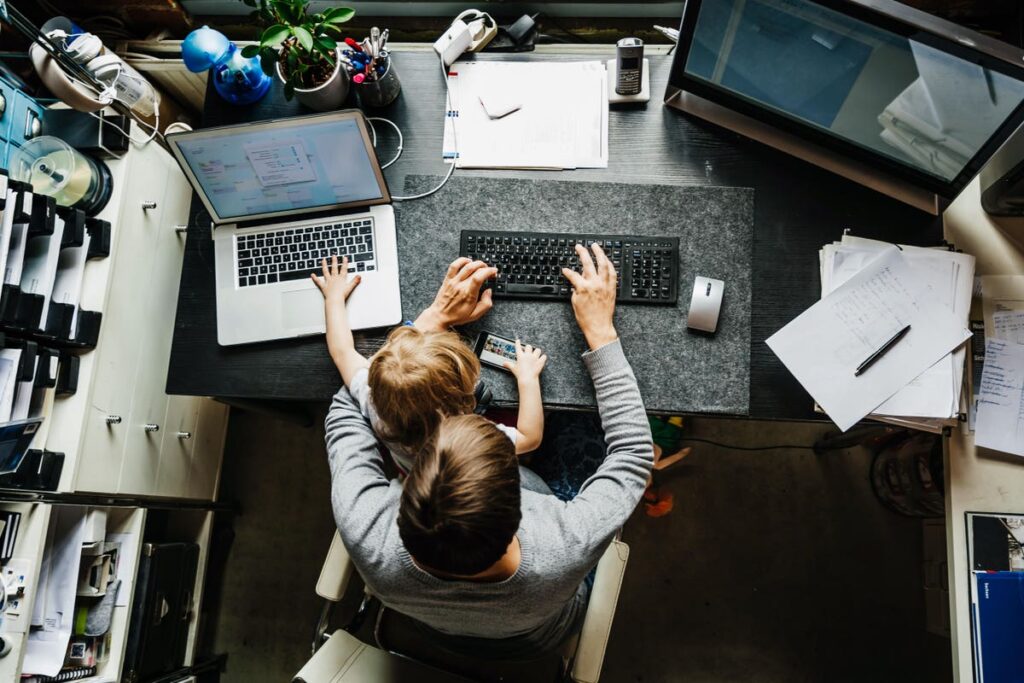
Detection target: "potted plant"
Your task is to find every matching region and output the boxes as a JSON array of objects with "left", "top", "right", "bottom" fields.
[{"left": 240, "top": 0, "right": 355, "bottom": 110}]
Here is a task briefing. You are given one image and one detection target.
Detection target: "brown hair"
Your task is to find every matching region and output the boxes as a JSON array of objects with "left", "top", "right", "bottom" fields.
[
  {"left": 398, "top": 414, "right": 521, "bottom": 576},
  {"left": 368, "top": 326, "right": 480, "bottom": 455}
]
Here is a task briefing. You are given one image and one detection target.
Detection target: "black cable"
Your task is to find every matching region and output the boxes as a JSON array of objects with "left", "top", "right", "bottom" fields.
[
  {"left": 678, "top": 437, "right": 816, "bottom": 452},
  {"left": 539, "top": 13, "right": 591, "bottom": 44}
]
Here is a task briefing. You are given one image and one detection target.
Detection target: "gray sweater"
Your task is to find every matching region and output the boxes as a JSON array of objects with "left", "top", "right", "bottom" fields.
[{"left": 325, "top": 339, "right": 654, "bottom": 649}]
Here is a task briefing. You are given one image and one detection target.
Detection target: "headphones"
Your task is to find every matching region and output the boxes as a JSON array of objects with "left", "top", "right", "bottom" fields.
[
  {"left": 29, "top": 31, "right": 113, "bottom": 113},
  {"left": 473, "top": 380, "right": 494, "bottom": 415}
]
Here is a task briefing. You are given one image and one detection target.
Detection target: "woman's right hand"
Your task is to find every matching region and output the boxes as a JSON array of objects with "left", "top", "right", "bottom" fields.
[
  {"left": 415, "top": 257, "right": 498, "bottom": 331},
  {"left": 561, "top": 244, "right": 619, "bottom": 350}
]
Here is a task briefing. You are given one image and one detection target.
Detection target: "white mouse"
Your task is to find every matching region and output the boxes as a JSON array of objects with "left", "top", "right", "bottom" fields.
[{"left": 686, "top": 276, "right": 724, "bottom": 333}]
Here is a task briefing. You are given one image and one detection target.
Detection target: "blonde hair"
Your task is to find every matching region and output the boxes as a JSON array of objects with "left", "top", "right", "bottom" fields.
[{"left": 368, "top": 326, "right": 480, "bottom": 455}]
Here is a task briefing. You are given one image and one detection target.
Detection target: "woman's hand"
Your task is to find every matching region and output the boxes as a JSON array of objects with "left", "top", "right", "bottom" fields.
[{"left": 415, "top": 257, "right": 498, "bottom": 331}]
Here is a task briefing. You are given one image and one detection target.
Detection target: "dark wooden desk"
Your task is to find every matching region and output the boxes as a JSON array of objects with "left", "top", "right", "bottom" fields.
[{"left": 167, "top": 49, "right": 941, "bottom": 420}]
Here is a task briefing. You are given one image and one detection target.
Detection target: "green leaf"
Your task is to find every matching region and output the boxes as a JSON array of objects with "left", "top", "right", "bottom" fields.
[
  {"left": 314, "top": 36, "right": 337, "bottom": 50},
  {"left": 324, "top": 7, "right": 354, "bottom": 23},
  {"left": 260, "top": 23, "right": 290, "bottom": 46},
  {"left": 292, "top": 25, "right": 314, "bottom": 52},
  {"left": 240, "top": 44, "right": 260, "bottom": 59},
  {"left": 283, "top": 82, "right": 295, "bottom": 100},
  {"left": 257, "top": 49, "right": 278, "bottom": 77}
]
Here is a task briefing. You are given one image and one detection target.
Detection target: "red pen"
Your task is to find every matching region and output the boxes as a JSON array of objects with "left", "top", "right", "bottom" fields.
[{"left": 344, "top": 37, "right": 364, "bottom": 52}]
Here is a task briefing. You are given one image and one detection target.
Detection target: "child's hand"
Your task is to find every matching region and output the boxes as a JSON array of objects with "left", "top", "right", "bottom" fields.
[
  {"left": 312, "top": 255, "right": 361, "bottom": 305},
  {"left": 504, "top": 339, "right": 547, "bottom": 383}
]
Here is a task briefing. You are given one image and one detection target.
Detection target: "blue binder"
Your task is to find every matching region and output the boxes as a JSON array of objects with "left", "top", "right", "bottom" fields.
[{"left": 972, "top": 571, "right": 1024, "bottom": 683}]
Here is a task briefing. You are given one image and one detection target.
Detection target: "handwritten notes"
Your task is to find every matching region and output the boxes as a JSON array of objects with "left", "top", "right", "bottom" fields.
[
  {"left": 975, "top": 339, "right": 1024, "bottom": 457},
  {"left": 993, "top": 311, "right": 1024, "bottom": 345},
  {"left": 767, "top": 248, "right": 971, "bottom": 431}
]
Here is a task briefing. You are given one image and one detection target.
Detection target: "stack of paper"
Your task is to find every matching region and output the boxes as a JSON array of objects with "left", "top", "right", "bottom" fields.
[
  {"left": 441, "top": 60, "right": 608, "bottom": 169},
  {"left": 767, "top": 239, "right": 973, "bottom": 432},
  {"left": 973, "top": 275, "right": 1024, "bottom": 457}
]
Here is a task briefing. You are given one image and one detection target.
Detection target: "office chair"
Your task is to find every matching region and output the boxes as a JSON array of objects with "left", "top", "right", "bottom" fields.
[{"left": 293, "top": 531, "right": 629, "bottom": 683}]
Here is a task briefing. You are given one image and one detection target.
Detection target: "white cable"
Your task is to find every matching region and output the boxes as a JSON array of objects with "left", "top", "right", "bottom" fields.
[
  {"left": 365, "top": 116, "right": 403, "bottom": 169},
  {"left": 389, "top": 55, "right": 458, "bottom": 202}
]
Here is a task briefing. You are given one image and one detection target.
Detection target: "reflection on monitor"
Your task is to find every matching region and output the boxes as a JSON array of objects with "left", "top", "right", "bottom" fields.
[
  {"left": 683, "top": 0, "right": 1024, "bottom": 182},
  {"left": 174, "top": 117, "right": 384, "bottom": 220}
]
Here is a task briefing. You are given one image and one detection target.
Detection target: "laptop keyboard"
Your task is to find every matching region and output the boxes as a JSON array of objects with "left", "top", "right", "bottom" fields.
[{"left": 236, "top": 218, "right": 376, "bottom": 288}]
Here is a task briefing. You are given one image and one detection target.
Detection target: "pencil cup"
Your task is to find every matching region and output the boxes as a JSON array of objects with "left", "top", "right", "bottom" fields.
[{"left": 356, "top": 57, "right": 401, "bottom": 108}]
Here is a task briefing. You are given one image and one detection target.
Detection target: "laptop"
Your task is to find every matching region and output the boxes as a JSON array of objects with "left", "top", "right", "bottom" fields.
[{"left": 167, "top": 110, "right": 402, "bottom": 346}]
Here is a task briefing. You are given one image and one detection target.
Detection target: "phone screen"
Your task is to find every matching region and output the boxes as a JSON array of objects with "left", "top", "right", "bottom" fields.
[{"left": 478, "top": 333, "right": 518, "bottom": 367}]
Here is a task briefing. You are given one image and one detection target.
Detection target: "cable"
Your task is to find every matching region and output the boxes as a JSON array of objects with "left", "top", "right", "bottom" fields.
[
  {"left": 677, "top": 437, "right": 816, "bottom": 452},
  {"left": 389, "top": 55, "right": 457, "bottom": 202},
  {"left": 365, "top": 116, "right": 403, "bottom": 169}
]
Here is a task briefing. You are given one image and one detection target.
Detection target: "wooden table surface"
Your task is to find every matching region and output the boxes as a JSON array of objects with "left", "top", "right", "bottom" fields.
[{"left": 167, "top": 46, "right": 942, "bottom": 419}]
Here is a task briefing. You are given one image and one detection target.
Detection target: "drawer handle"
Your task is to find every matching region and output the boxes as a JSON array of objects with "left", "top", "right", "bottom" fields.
[
  {"left": 177, "top": 431, "right": 193, "bottom": 440},
  {"left": 141, "top": 200, "right": 158, "bottom": 211},
  {"left": 105, "top": 415, "right": 122, "bottom": 425},
  {"left": 174, "top": 224, "right": 188, "bottom": 234},
  {"left": 144, "top": 423, "right": 160, "bottom": 433}
]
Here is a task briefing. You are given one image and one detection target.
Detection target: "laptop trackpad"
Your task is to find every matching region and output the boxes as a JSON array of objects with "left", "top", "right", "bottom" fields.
[{"left": 281, "top": 289, "right": 324, "bottom": 329}]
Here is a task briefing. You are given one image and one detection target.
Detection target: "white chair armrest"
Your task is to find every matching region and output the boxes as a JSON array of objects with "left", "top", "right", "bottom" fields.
[
  {"left": 317, "top": 531, "right": 356, "bottom": 602},
  {"left": 294, "top": 630, "right": 472, "bottom": 683},
  {"left": 571, "top": 539, "right": 629, "bottom": 683}
]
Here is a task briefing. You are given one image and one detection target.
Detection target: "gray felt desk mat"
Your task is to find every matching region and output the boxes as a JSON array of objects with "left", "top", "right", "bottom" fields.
[{"left": 394, "top": 175, "right": 754, "bottom": 415}]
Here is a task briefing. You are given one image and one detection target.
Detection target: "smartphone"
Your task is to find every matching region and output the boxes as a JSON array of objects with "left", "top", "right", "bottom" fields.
[
  {"left": 474, "top": 331, "right": 522, "bottom": 371},
  {"left": 615, "top": 37, "right": 643, "bottom": 96}
]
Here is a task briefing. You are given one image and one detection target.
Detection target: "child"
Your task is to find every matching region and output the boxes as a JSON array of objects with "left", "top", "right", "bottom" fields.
[{"left": 313, "top": 256, "right": 546, "bottom": 472}]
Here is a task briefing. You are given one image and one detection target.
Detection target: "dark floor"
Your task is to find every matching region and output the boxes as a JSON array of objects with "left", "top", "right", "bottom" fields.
[{"left": 204, "top": 408, "right": 952, "bottom": 683}]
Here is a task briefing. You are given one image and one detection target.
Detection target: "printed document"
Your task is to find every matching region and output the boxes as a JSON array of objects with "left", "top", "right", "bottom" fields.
[
  {"left": 441, "top": 60, "right": 608, "bottom": 169},
  {"left": 975, "top": 339, "right": 1024, "bottom": 457},
  {"left": 768, "top": 247, "right": 971, "bottom": 431}
]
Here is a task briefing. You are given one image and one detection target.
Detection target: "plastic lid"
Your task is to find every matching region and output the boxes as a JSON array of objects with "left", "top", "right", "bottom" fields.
[{"left": 11, "top": 136, "right": 81, "bottom": 196}]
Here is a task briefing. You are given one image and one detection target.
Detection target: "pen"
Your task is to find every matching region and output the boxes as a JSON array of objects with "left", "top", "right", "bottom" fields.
[
  {"left": 854, "top": 324, "right": 911, "bottom": 377},
  {"left": 344, "top": 37, "right": 364, "bottom": 53}
]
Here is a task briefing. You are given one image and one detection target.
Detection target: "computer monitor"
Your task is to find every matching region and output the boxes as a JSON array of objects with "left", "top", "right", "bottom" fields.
[{"left": 665, "top": 0, "right": 1024, "bottom": 214}]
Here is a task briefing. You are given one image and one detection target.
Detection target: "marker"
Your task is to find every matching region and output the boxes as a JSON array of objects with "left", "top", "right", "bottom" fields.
[
  {"left": 344, "top": 37, "right": 363, "bottom": 52},
  {"left": 353, "top": 73, "right": 365, "bottom": 84}
]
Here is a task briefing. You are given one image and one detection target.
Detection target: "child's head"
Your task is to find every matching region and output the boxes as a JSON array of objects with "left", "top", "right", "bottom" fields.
[
  {"left": 368, "top": 325, "right": 481, "bottom": 456},
  {"left": 398, "top": 413, "right": 520, "bottom": 575}
]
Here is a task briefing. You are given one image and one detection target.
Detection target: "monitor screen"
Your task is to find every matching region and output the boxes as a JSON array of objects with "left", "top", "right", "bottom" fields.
[
  {"left": 172, "top": 116, "right": 385, "bottom": 221},
  {"left": 680, "top": 0, "right": 1024, "bottom": 184}
]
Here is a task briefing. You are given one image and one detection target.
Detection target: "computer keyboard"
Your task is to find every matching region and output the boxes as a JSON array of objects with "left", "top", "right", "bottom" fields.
[
  {"left": 460, "top": 230, "right": 679, "bottom": 304},
  {"left": 235, "top": 218, "right": 376, "bottom": 287}
]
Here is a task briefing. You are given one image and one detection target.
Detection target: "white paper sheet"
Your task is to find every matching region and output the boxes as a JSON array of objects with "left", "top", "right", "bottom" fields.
[
  {"left": 993, "top": 310, "right": 1024, "bottom": 344},
  {"left": 975, "top": 339, "right": 1024, "bottom": 457},
  {"left": 24, "top": 507, "right": 86, "bottom": 677},
  {"left": 21, "top": 217, "right": 66, "bottom": 327},
  {"left": 106, "top": 530, "right": 142, "bottom": 607},
  {"left": 442, "top": 60, "right": 608, "bottom": 169},
  {"left": 4, "top": 221, "right": 29, "bottom": 286},
  {"left": 821, "top": 237, "right": 974, "bottom": 421},
  {"left": 0, "top": 349, "right": 20, "bottom": 423},
  {"left": 769, "top": 248, "right": 972, "bottom": 431},
  {"left": 51, "top": 232, "right": 91, "bottom": 332}
]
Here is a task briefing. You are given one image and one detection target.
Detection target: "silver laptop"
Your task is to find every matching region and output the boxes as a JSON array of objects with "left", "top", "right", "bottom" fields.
[{"left": 167, "top": 110, "right": 402, "bottom": 346}]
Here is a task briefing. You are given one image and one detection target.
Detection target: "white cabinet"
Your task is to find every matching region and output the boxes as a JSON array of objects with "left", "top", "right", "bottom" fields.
[{"left": 41, "top": 131, "right": 228, "bottom": 500}]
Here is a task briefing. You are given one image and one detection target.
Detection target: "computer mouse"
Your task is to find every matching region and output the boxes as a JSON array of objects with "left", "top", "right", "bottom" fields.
[{"left": 686, "top": 276, "right": 724, "bottom": 333}]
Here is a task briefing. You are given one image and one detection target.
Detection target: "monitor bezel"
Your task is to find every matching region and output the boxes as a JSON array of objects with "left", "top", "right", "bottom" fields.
[
  {"left": 668, "top": 0, "right": 1024, "bottom": 201},
  {"left": 166, "top": 109, "right": 391, "bottom": 225}
]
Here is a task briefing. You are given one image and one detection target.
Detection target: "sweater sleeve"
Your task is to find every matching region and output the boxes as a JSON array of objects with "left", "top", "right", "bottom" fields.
[
  {"left": 324, "top": 383, "right": 397, "bottom": 565},
  {"left": 561, "top": 339, "right": 654, "bottom": 557}
]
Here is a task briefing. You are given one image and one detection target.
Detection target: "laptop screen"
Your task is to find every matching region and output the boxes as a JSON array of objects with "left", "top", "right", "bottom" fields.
[{"left": 169, "top": 112, "right": 388, "bottom": 223}]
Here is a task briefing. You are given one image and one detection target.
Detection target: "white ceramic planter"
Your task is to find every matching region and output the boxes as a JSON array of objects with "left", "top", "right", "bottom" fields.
[{"left": 277, "top": 49, "right": 349, "bottom": 111}]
